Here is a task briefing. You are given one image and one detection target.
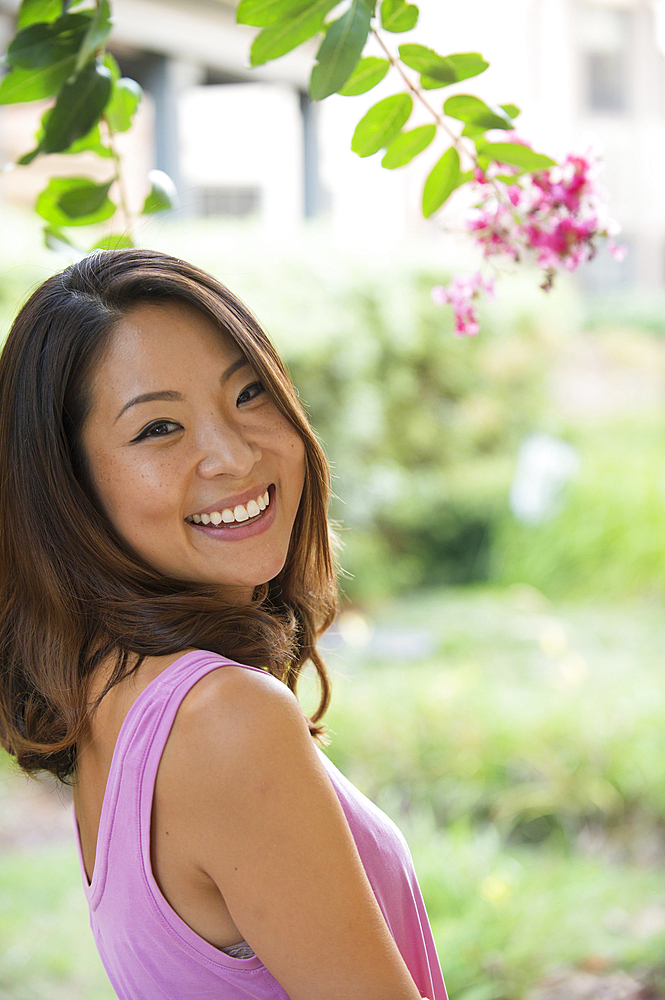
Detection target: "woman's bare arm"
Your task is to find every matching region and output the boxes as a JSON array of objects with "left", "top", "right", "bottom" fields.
[{"left": 159, "top": 665, "right": 425, "bottom": 1000}]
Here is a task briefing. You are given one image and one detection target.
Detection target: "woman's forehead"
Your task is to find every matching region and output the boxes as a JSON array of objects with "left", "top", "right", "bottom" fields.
[
  {"left": 112, "top": 299, "right": 237, "bottom": 350},
  {"left": 108, "top": 302, "right": 243, "bottom": 367},
  {"left": 88, "top": 301, "right": 247, "bottom": 416}
]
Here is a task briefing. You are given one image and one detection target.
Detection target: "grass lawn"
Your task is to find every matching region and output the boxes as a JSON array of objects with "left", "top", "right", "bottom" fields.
[
  {"left": 0, "top": 844, "right": 114, "bottom": 1000},
  {"left": 324, "top": 585, "right": 665, "bottom": 998}
]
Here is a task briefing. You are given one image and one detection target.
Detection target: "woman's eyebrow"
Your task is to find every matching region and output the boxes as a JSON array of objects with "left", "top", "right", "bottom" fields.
[
  {"left": 114, "top": 389, "right": 182, "bottom": 423},
  {"left": 220, "top": 357, "right": 249, "bottom": 384},
  {"left": 114, "top": 358, "right": 250, "bottom": 423}
]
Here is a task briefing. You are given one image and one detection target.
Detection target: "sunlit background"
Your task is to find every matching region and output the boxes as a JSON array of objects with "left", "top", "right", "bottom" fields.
[{"left": 1, "top": 1, "right": 665, "bottom": 998}]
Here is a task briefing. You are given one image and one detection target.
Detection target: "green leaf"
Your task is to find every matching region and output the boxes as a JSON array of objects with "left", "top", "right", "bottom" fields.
[
  {"left": 249, "top": 0, "right": 338, "bottom": 67},
  {"left": 381, "top": 123, "right": 435, "bottom": 168},
  {"left": 104, "top": 77, "right": 142, "bottom": 132},
  {"left": 237, "top": 0, "right": 314, "bottom": 27},
  {"left": 74, "top": 0, "right": 112, "bottom": 73},
  {"left": 91, "top": 233, "right": 135, "bottom": 250},
  {"left": 479, "top": 142, "right": 556, "bottom": 171},
  {"left": 446, "top": 52, "right": 489, "bottom": 82},
  {"left": 63, "top": 122, "right": 113, "bottom": 156},
  {"left": 30, "top": 105, "right": 111, "bottom": 159},
  {"left": 58, "top": 179, "right": 113, "bottom": 218},
  {"left": 17, "top": 147, "right": 39, "bottom": 165},
  {"left": 43, "top": 225, "right": 81, "bottom": 255},
  {"left": 419, "top": 75, "right": 447, "bottom": 90},
  {"left": 351, "top": 92, "right": 413, "bottom": 157},
  {"left": 6, "top": 22, "right": 59, "bottom": 67},
  {"left": 444, "top": 93, "right": 497, "bottom": 122},
  {"left": 40, "top": 59, "right": 113, "bottom": 153},
  {"left": 36, "top": 176, "right": 116, "bottom": 226},
  {"left": 0, "top": 55, "right": 76, "bottom": 102},
  {"left": 420, "top": 52, "right": 490, "bottom": 89},
  {"left": 338, "top": 56, "right": 389, "bottom": 96},
  {"left": 422, "top": 146, "right": 459, "bottom": 217},
  {"left": 501, "top": 103, "right": 520, "bottom": 119},
  {"left": 309, "top": 0, "right": 373, "bottom": 101},
  {"left": 398, "top": 44, "right": 456, "bottom": 83},
  {"left": 142, "top": 169, "right": 177, "bottom": 213},
  {"left": 18, "top": 0, "right": 63, "bottom": 27},
  {"left": 103, "top": 51, "right": 121, "bottom": 80},
  {"left": 380, "top": 0, "right": 418, "bottom": 32},
  {"left": 444, "top": 94, "right": 513, "bottom": 131},
  {"left": 6, "top": 12, "right": 91, "bottom": 69}
]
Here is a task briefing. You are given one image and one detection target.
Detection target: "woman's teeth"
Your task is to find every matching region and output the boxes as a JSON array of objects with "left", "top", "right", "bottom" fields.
[{"left": 189, "top": 489, "right": 270, "bottom": 526}]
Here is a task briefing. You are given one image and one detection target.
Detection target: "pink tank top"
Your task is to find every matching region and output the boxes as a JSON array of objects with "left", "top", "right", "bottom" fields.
[{"left": 75, "top": 650, "right": 448, "bottom": 999}]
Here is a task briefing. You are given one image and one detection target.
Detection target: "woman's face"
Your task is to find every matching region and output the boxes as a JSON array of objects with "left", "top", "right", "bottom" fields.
[{"left": 81, "top": 301, "right": 306, "bottom": 602}]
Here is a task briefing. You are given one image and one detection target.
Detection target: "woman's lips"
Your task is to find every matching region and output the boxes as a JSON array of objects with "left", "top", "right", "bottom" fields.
[
  {"left": 187, "top": 484, "right": 277, "bottom": 541},
  {"left": 188, "top": 483, "right": 272, "bottom": 519}
]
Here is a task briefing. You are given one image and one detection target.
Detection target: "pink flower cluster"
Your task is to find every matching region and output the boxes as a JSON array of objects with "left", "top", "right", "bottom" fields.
[
  {"left": 431, "top": 272, "right": 495, "bottom": 337},
  {"left": 468, "top": 149, "right": 625, "bottom": 282},
  {"left": 433, "top": 145, "right": 626, "bottom": 334}
]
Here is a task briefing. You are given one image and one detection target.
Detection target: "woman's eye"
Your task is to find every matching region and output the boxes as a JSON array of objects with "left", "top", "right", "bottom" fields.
[
  {"left": 237, "top": 381, "right": 265, "bottom": 406},
  {"left": 133, "top": 420, "right": 181, "bottom": 442}
]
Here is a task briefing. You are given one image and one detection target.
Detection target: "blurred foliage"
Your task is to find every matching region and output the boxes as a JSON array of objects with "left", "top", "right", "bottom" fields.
[
  {"left": 494, "top": 418, "right": 665, "bottom": 597},
  {"left": 326, "top": 587, "right": 665, "bottom": 849},
  {"left": 0, "top": 842, "right": 114, "bottom": 1000},
  {"left": 324, "top": 586, "right": 665, "bottom": 998},
  {"left": 260, "top": 250, "right": 665, "bottom": 603},
  {"left": 280, "top": 266, "right": 554, "bottom": 599},
  {"left": 492, "top": 320, "right": 665, "bottom": 599},
  {"left": 583, "top": 289, "right": 665, "bottom": 336}
]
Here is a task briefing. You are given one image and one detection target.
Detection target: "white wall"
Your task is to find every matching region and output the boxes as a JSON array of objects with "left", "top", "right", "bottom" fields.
[
  {"left": 179, "top": 82, "right": 304, "bottom": 235},
  {"left": 316, "top": 0, "right": 665, "bottom": 285}
]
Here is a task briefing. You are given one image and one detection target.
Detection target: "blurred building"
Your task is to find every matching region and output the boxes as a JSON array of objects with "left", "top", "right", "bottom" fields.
[
  {"left": 411, "top": 0, "right": 665, "bottom": 290},
  {"left": 0, "top": 0, "right": 321, "bottom": 233},
  {"left": 0, "top": 0, "right": 664, "bottom": 286}
]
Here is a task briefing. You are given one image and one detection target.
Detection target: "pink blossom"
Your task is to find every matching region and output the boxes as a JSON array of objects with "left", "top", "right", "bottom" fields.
[
  {"left": 608, "top": 240, "right": 627, "bottom": 262},
  {"left": 430, "top": 284, "right": 448, "bottom": 306},
  {"left": 465, "top": 144, "right": 623, "bottom": 282},
  {"left": 433, "top": 143, "right": 624, "bottom": 336},
  {"left": 431, "top": 272, "right": 494, "bottom": 338}
]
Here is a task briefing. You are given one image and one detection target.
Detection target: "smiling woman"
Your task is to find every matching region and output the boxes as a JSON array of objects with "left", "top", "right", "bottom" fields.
[
  {"left": 81, "top": 300, "right": 306, "bottom": 599},
  {"left": 0, "top": 249, "right": 446, "bottom": 1000}
]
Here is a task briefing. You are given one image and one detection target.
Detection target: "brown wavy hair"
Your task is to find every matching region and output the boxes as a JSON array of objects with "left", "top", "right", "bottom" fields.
[{"left": 0, "top": 249, "right": 337, "bottom": 782}]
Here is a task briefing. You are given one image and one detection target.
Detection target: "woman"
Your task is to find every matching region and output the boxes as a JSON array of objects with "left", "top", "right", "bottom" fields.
[{"left": 0, "top": 249, "right": 446, "bottom": 1000}]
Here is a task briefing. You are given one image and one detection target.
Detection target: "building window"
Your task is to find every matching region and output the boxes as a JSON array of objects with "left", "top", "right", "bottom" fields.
[
  {"left": 576, "top": 4, "right": 631, "bottom": 114},
  {"left": 196, "top": 186, "right": 261, "bottom": 217}
]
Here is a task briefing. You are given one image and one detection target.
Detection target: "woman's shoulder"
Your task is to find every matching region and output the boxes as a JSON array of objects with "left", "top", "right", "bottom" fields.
[
  {"left": 168, "top": 654, "right": 310, "bottom": 764},
  {"left": 155, "top": 655, "right": 426, "bottom": 1000},
  {"left": 177, "top": 653, "right": 298, "bottom": 712},
  {"left": 155, "top": 656, "right": 323, "bottom": 865}
]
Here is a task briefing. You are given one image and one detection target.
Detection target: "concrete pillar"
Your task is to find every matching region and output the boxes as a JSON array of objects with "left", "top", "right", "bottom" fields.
[
  {"left": 633, "top": 0, "right": 664, "bottom": 122},
  {"left": 299, "top": 91, "right": 323, "bottom": 218},
  {"left": 0, "top": 12, "right": 15, "bottom": 168},
  {"left": 140, "top": 54, "right": 204, "bottom": 213}
]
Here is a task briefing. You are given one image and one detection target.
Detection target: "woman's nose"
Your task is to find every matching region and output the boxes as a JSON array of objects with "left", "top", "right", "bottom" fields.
[{"left": 195, "top": 422, "right": 262, "bottom": 479}]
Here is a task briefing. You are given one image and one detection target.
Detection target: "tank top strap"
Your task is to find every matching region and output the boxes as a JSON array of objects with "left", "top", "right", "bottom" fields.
[{"left": 87, "top": 650, "right": 264, "bottom": 910}]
